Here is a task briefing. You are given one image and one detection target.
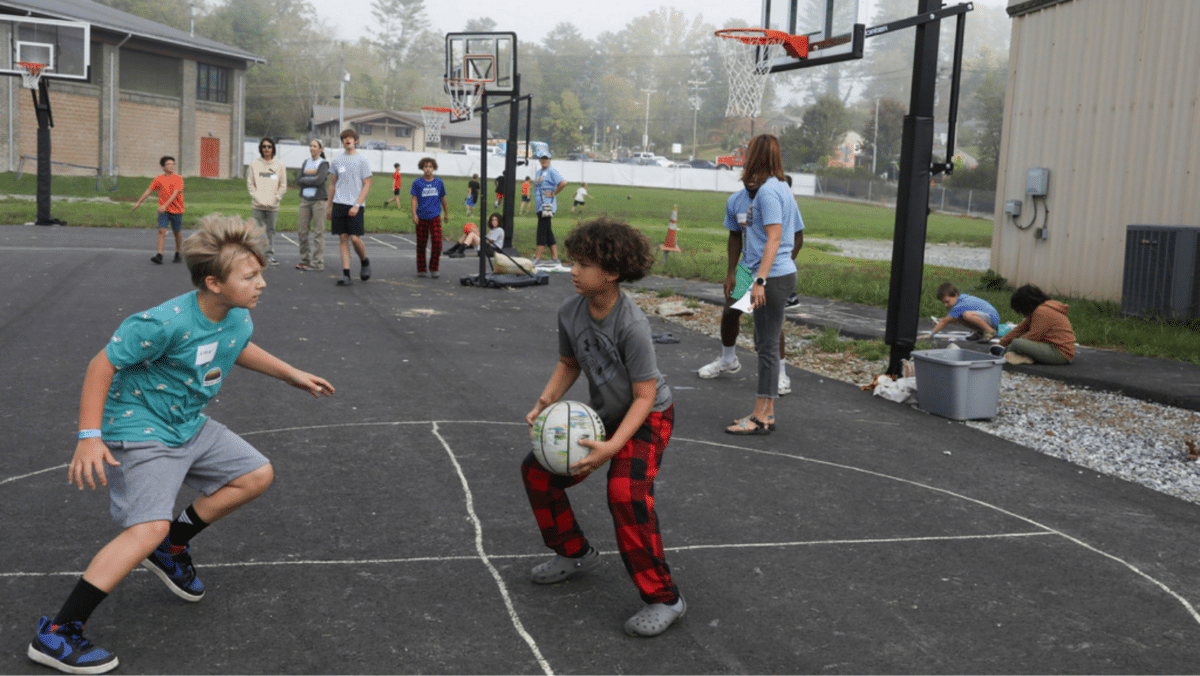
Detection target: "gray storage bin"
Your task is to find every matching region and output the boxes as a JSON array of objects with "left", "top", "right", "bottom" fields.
[{"left": 911, "top": 349, "right": 1005, "bottom": 420}]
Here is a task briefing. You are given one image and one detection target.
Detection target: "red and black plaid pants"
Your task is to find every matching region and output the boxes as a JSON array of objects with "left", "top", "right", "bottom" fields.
[
  {"left": 415, "top": 216, "right": 442, "bottom": 273},
  {"left": 521, "top": 405, "right": 678, "bottom": 604}
]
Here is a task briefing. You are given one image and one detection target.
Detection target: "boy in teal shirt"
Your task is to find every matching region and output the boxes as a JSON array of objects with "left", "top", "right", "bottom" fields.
[{"left": 28, "top": 216, "right": 334, "bottom": 675}]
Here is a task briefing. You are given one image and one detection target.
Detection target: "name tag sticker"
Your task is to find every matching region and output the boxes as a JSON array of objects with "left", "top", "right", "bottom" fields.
[{"left": 195, "top": 341, "right": 218, "bottom": 366}]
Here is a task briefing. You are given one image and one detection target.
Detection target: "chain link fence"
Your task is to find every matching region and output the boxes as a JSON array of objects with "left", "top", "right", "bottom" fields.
[{"left": 813, "top": 175, "right": 995, "bottom": 219}]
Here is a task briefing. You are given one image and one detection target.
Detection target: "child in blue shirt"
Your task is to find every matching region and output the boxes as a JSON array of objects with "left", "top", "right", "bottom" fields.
[
  {"left": 929, "top": 282, "right": 1001, "bottom": 341},
  {"left": 28, "top": 215, "right": 334, "bottom": 675},
  {"left": 409, "top": 157, "right": 450, "bottom": 278}
]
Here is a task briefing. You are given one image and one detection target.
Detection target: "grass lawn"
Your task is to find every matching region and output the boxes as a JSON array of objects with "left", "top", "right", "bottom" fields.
[{"left": 3, "top": 171, "right": 1195, "bottom": 363}]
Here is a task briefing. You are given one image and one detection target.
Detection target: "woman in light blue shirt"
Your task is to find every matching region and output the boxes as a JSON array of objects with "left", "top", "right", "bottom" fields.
[{"left": 727, "top": 134, "right": 802, "bottom": 435}]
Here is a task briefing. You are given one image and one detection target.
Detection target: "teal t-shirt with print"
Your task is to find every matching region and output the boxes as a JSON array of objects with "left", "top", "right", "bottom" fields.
[{"left": 103, "top": 290, "right": 253, "bottom": 446}]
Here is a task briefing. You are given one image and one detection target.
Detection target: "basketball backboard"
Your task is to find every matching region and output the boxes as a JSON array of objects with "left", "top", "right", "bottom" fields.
[
  {"left": 0, "top": 16, "right": 90, "bottom": 81},
  {"left": 762, "top": 0, "right": 863, "bottom": 71},
  {"left": 444, "top": 32, "right": 516, "bottom": 95}
]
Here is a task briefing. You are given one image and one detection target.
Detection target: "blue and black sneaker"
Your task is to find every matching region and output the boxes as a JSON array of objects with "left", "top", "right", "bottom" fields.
[
  {"left": 142, "top": 541, "right": 205, "bottom": 602},
  {"left": 27, "top": 616, "right": 118, "bottom": 675}
]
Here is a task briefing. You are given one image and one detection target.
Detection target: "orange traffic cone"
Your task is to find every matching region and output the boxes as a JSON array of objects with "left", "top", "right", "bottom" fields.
[{"left": 660, "top": 205, "right": 681, "bottom": 253}]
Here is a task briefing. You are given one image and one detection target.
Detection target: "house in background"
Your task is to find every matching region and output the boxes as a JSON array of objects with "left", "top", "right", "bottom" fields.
[
  {"left": 994, "top": 0, "right": 1200, "bottom": 303},
  {"left": 308, "top": 106, "right": 492, "bottom": 154}
]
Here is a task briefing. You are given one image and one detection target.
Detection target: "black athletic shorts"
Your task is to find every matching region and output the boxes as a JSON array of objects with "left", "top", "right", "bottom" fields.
[{"left": 330, "top": 202, "right": 365, "bottom": 236}]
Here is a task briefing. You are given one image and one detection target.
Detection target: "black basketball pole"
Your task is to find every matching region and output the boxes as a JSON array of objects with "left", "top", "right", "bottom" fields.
[
  {"left": 884, "top": 0, "right": 943, "bottom": 376},
  {"left": 32, "top": 78, "right": 61, "bottom": 226}
]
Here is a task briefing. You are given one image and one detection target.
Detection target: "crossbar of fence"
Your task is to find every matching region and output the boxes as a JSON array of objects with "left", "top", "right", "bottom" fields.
[
  {"left": 16, "top": 155, "right": 119, "bottom": 192},
  {"left": 813, "top": 175, "right": 995, "bottom": 219}
]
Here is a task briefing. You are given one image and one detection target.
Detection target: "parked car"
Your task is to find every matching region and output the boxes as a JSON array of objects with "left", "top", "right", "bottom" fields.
[
  {"left": 567, "top": 153, "right": 591, "bottom": 162},
  {"left": 361, "top": 140, "right": 388, "bottom": 150},
  {"left": 275, "top": 137, "right": 302, "bottom": 145},
  {"left": 652, "top": 156, "right": 673, "bottom": 167},
  {"left": 385, "top": 144, "right": 407, "bottom": 151},
  {"left": 688, "top": 159, "right": 717, "bottom": 169}
]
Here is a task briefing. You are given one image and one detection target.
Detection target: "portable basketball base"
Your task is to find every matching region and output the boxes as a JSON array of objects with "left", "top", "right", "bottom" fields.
[{"left": 757, "top": 0, "right": 975, "bottom": 376}]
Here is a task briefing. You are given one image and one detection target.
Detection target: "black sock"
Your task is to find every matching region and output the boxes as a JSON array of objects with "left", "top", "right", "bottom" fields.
[
  {"left": 343, "top": 268, "right": 351, "bottom": 277},
  {"left": 361, "top": 258, "right": 369, "bottom": 266},
  {"left": 53, "top": 578, "right": 108, "bottom": 626},
  {"left": 167, "top": 504, "right": 209, "bottom": 549}
]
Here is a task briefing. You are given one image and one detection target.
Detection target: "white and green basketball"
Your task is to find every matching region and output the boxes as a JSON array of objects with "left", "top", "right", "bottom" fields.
[{"left": 530, "top": 400, "right": 606, "bottom": 475}]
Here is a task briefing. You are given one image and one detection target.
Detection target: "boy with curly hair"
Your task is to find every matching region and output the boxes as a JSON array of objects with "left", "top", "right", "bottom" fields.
[
  {"left": 522, "top": 217, "right": 684, "bottom": 638},
  {"left": 27, "top": 215, "right": 334, "bottom": 674}
]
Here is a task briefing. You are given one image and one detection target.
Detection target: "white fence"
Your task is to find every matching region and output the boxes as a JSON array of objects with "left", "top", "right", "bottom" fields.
[{"left": 248, "top": 142, "right": 816, "bottom": 197}]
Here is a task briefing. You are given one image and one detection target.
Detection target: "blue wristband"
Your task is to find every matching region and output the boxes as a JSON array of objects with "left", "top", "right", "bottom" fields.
[{"left": 78, "top": 429, "right": 102, "bottom": 440}]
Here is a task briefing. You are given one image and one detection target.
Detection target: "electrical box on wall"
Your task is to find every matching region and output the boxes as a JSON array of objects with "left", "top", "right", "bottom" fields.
[
  {"left": 1026, "top": 167, "right": 1050, "bottom": 197},
  {"left": 1004, "top": 200, "right": 1022, "bottom": 216}
]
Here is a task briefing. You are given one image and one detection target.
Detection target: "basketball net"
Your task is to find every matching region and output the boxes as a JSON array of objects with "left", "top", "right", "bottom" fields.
[
  {"left": 715, "top": 29, "right": 807, "bottom": 118},
  {"left": 420, "top": 107, "right": 452, "bottom": 144},
  {"left": 445, "top": 78, "right": 483, "bottom": 121},
  {"left": 17, "top": 62, "right": 45, "bottom": 90}
]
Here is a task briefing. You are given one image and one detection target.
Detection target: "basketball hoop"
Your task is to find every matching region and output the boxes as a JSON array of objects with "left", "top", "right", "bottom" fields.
[
  {"left": 445, "top": 78, "right": 484, "bottom": 121},
  {"left": 421, "top": 107, "right": 452, "bottom": 144},
  {"left": 16, "top": 61, "right": 45, "bottom": 90},
  {"left": 714, "top": 29, "right": 808, "bottom": 118}
]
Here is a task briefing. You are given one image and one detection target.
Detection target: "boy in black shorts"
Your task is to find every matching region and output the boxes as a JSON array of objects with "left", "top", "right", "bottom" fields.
[
  {"left": 325, "top": 128, "right": 373, "bottom": 286},
  {"left": 27, "top": 215, "right": 334, "bottom": 674}
]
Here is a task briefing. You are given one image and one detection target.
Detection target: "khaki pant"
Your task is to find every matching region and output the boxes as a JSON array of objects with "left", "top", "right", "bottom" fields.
[{"left": 296, "top": 198, "right": 326, "bottom": 269}]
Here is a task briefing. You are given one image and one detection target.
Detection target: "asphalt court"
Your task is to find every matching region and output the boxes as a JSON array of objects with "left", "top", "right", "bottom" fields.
[{"left": 5, "top": 225, "right": 1200, "bottom": 674}]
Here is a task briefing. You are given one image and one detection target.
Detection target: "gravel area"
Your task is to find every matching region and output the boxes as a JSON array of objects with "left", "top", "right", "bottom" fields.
[
  {"left": 812, "top": 237, "right": 992, "bottom": 271},
  {"left": 631, "top": 290, "right": 1200, "bottom": 506}
]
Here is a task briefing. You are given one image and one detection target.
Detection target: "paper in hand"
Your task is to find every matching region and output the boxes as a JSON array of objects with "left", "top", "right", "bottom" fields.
[{"left": 731, "top": 288, "right": 753, "bottom": 313}]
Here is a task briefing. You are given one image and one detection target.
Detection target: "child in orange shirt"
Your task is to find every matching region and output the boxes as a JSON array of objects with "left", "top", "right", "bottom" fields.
[{"left": 132, "top": 156, "right": 185, "bottom": 264}]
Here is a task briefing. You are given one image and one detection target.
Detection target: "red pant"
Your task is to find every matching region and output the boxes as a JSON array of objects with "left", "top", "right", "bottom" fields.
[
  {"left": 521, "top": 406, "right": 678, "bottom": 604},
  {"left": 415, "top": 217, "right": 442, "bottom": 273}
]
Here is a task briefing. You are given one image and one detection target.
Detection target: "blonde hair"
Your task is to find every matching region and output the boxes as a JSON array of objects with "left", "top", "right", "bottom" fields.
[{"left": 182, "top": 214, "right": 267, "bottom": 288}]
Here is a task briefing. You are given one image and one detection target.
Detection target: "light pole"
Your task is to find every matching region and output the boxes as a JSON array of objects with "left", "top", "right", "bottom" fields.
[
  {"left": 641, "top": 88, "right": 655, "bottom": 152},
  {"left": 688, "top": 80, "right": 705, "bottom": 161},
  {"left": 872, "top": 97, "right": 879, "bottom": 175},
  {"left": 338, "top": 70, "right": 350, "bottom": 134}
]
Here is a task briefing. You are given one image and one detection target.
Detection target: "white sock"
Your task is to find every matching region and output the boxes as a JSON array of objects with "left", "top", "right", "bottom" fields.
[{"left": 721, "top": 346, "right": 737, "bottom": 362}]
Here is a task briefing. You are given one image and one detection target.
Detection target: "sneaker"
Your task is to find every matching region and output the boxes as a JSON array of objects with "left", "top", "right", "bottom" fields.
[
  {"left": 360, "top": 260, "right": 371, "bottom": 281},
  {"left": 266, "top": 256, "right": 279, "bottom": 267},
  {"left": 698, "top": 356, "right": 741, "bottom": 379},
  {"left": 786, "top": 292, "right": 800, "bottom": 307},
  {"left": 172, "top": 252, "right": 182, "bottom": 263},
  {"left": 530, "top": 546, "right": 601, "bottom": 585},
  {"left": 337, "top": 276, "right": 353, "bottom": 286},
  {"left": 28, "top": 617, "right": 118, "bottom": 675},
  {"left": 417, "top": 271, "right": 427, "bottom": 278},
  {"left": 142, "top": 542, "right": 205, "bottom": 602},
  {"left": 531, "top": 258, "right": 542, "bottom": 268},
  {"left": 150, "top": 253, "right": 163, "bottom": 264},
  {"left": 431, "top": 271, "right": 439, "bottom": 278},
  {"left": 778, "top": 371, "right": 792, "bottom": 396}
]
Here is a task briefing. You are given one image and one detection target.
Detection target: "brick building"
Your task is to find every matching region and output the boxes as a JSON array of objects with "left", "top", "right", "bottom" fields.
[{"left": 0, "top": 0, "right": 262, "bottom": 180}]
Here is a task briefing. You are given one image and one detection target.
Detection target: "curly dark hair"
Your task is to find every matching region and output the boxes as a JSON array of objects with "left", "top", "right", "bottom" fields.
[
  {"left": 564, "top": 217, "right": 656, "bottom": 283},
  {"left": 1010, "top": 284, "right": 1051, "bottom": 315}
]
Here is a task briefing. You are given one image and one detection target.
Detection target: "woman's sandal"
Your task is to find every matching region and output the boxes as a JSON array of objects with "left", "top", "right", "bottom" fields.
[
  {"left": 730, "top": 415, "right": 776, "bottom": 431},
  {"left": 725, "top": 416, "right": 771, "bottom": 435}
]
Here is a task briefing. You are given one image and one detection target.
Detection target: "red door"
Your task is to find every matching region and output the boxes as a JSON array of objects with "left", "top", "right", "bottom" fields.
[{"left": 200, "top": 137, "right": 220, "bottom": 178}]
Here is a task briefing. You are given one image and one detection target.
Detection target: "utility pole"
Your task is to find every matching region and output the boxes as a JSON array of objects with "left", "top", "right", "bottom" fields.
[
  {"left": 641, "top": 88, "right": 655, "bottom": 152},
  {"left": 688, "top": 80, "right": 705, "bottom": 161},
  {"left": 337, "top": 47, "right": 349, "bottom": 135},
  {"left": 872, "top": 97, "right": 879, "bottom": 174}
]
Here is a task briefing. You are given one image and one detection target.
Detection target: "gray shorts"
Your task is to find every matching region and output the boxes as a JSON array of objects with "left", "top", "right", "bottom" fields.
[{"left": 103, "top": 418, "right": 269, "bottom": 529}]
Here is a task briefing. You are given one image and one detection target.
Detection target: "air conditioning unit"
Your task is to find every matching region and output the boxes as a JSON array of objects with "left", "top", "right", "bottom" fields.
[{"left": 1121, "top": 225, "right": 1200, "bottom": 319}]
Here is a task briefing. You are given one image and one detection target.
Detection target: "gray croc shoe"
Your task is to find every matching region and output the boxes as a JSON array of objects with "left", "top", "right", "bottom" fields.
[
  {"left": 624, "top": 596, "right": 686, "bottom": 637},
  {"left": 530, "top": 547, "right": 601, "bottom": 584}
]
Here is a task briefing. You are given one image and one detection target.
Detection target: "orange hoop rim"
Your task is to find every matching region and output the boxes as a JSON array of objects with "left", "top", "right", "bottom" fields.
[
  {"left": 714, "top": 28, "right": 808, "bottom": 59},
  {"left": 421, "top": 106, "right": 453, "bottom": 113},
  {"left": 16, "top": 61, "right": 46, "bottom": 74}
]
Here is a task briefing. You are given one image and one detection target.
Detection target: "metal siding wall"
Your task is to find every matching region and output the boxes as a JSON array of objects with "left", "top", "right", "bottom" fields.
[{"left": 994, "top": 0, "right": 1200, "bottom": 301}]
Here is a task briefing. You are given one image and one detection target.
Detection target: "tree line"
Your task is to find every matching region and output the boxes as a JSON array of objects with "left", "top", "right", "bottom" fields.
[{"left": 97, "top": 0, "right": 1009, "bottom": 175}]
